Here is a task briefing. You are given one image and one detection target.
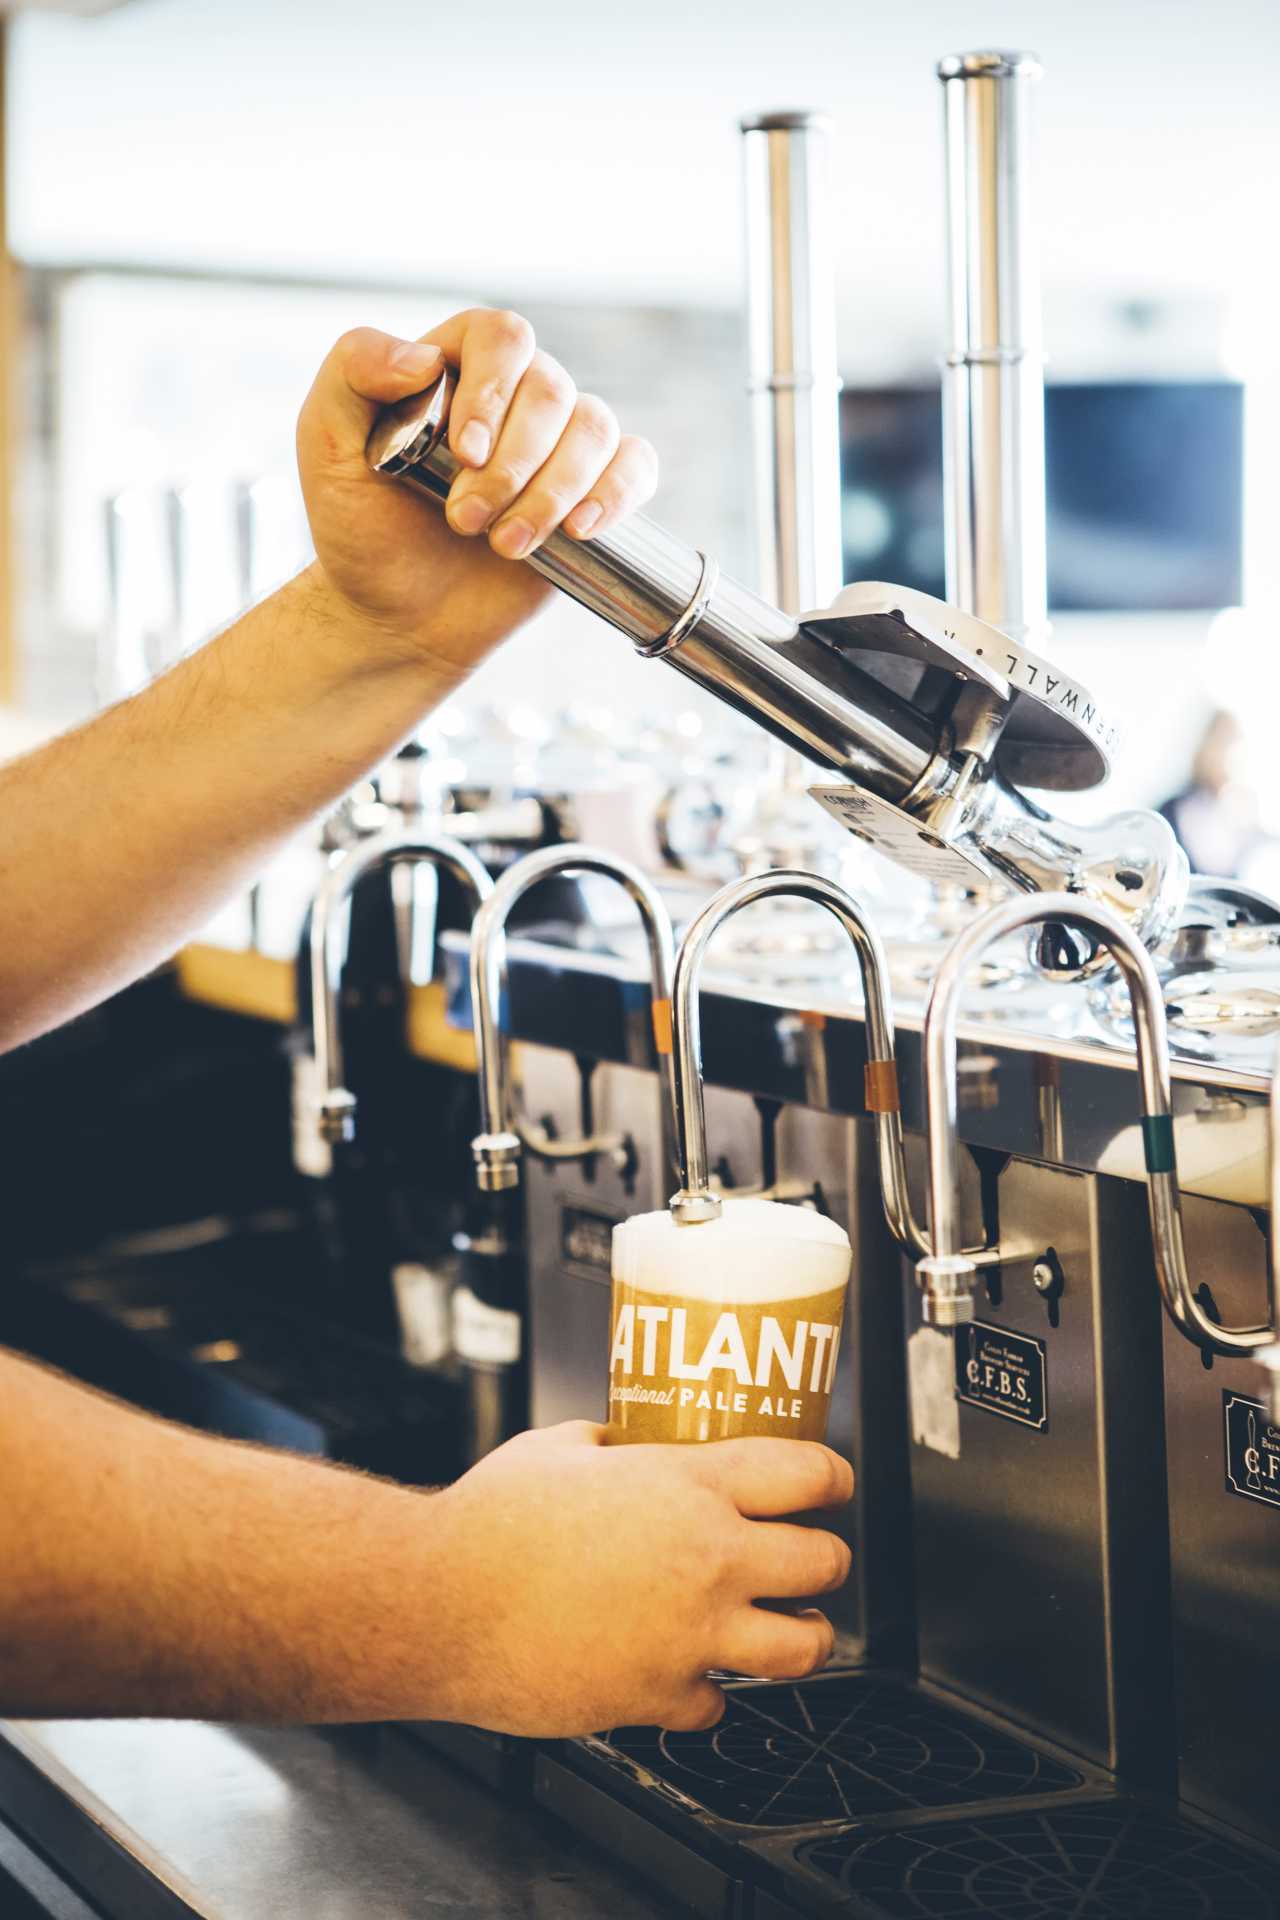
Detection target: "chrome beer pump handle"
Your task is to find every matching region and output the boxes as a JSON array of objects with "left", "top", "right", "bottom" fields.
[
  {"left": 469, "top": 844, "right": 677, "bottom": 1193},
  {"left": 668, "top": 869, "right": 913, "bottom": 1234},
  {"left": 309, "top": 827, "right": 494, "bottom": 1144},
  {"left": 916, "top": 891, "right": 1275, "bottom": 1354},
  {"left": 367, "top": 374, "right": 1187, "bottom": 973}
]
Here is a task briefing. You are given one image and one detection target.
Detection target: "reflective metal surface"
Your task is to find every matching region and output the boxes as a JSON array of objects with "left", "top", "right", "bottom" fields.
[
  {"left": 468, "top": 844, "right": 676, "bottom": 1192},
  {"left": 939, "top": 49, "right": 1047, "bottom": 646},
  {"left": 308, "top": 825, "right": 492, "bottom": 1144},
  {"left": 741, "top": 108, "right": 843, "bottom": 615},
  {"left": 0, "top": 1720, "right": 675, "bottom": 1919}
]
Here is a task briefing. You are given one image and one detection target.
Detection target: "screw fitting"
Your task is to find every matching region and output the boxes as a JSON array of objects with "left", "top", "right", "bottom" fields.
[
  {"left": 669, "top": 1189, "right": 725, "bottom": 1226},
  {"left": 471, "top": 1131, "right": 523, "bottom": 1193},
  {"left": 316, "top": 1087, "right": 358, "bottom": 1145},
  {"left": 916, "top": 1253, "right": 977, "bottom": 1328}
]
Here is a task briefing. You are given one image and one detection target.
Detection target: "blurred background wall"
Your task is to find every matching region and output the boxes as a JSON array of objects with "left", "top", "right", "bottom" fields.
[{"left": 5, "top": 0, "right": 1280, "bottom": 861}]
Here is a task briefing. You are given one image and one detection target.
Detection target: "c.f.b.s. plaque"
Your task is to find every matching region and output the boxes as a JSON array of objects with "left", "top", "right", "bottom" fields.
[
  {"left": 954, "top": 1319, "right": 1048, "bottom": 1432},
  {"left": 1224, "top": 1391, "right": 1280, "bottom": 1511}
]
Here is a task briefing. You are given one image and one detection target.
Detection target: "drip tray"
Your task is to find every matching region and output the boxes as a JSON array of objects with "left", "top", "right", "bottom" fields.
[
  {"left": 535, "top": 1672, "right": 1103, "bottom": 1920},
  {"left": 572, "top": 1672, "right": 1091, "bottom": 1837},
  {"left": 753, "top": 1799, "right": 1280, "bottom": 1917}
]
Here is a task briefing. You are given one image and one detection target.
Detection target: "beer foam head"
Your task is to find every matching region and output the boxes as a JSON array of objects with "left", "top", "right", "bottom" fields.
[{"left": 612, "top": 1198, "right": 850, "bottom": 1304}]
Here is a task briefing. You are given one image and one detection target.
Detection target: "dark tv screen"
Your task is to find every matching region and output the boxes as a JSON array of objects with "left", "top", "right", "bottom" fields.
[{"left": 839, "top": 381, "right": 1244, "bottom": 612}]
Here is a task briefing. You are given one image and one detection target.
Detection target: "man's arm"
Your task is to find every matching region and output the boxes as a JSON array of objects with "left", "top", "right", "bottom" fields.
[
  {"left": 0, "top": 310, "right": 657, "bottom": 1051},
  {"left": 0, "top": 1348, "right": 851, "bottom": 1735}
]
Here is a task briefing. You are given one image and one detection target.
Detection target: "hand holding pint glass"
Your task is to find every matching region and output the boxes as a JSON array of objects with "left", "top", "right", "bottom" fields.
[{"left": 607, "top": 1198, "right": 852, "bottom": 1444}]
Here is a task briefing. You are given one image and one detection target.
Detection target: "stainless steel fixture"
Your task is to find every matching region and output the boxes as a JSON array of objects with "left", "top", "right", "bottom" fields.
[
  {"left": 468, "top": 844, "right": 677, "bottom": 1195},
  {"left": 915, "top": 892, "right": 1189, "bottom": 1331},
  {"left": 667, "top": 868, "right": 950, "bottom": 1270},
  {"left": 368, "top": 376, "right": 1185, "bottom": 975},
  {"left": 307, "top": 826, "right": 492, "bottom": 1148},
  {"left": 939, "top": 51, "right": 1046, "bottom": 646}
]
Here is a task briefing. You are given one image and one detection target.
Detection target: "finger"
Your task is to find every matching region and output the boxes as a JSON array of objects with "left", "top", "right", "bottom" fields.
[
  {"left": 697, "top": 1439, "right": 854, "bottom": 1517},
  {"left": 420, "top": 307, "right": 537, "bottom": 470},
  {"left": 720, "top": 1606, "right": 836, "bottom": 1682},
  {"left": 737, "top": 1522, "right": 852, "bottom": 1600},
  {"left": 486, "top": 393, "right": 620, "bottom": 558},
  {"left": 564, "top": 434, "right": 659, "bottom": 541},
  {"left": 299, "top": 328, "right": 444, "bottom": 467},
  {"left": 658, "top": 1679, "right": 726, "bottom": 1732},
  {"left": 445, "top": 351, "right": 577, "bottom": 545}
]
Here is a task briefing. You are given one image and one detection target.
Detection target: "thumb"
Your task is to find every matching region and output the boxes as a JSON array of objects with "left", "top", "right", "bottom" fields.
[{"left": 299, "top": 327, "right": 444, "bottom": 469}]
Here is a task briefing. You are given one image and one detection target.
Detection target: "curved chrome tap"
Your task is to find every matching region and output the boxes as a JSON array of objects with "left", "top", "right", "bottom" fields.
[
  {"left": 469, "top": 844, "right": 676, "bottom": 1193},
  {"left": 667, "top": 869, "right": 917, "bottom": 1232},
  {"left": 915, "top": 892, "right": 1278, "bottom": 1353},
  {"left": 309, "top": 826, "right": 493, "bottom": 1144}
]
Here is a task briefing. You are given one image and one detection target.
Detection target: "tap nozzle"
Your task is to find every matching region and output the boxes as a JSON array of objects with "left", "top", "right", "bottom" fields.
[
  {"left": 669, "top": 868, "right": 900, "bottom": 1226},
  {"left": 316, "top": 1086, "right": 358, "bottom": 1145},
  {"left": 915, "top": 1253, "right": 977, "bottom": 1327},
  {"left": 471, "top": 1131, "right": 523, "bottom": 1194}
]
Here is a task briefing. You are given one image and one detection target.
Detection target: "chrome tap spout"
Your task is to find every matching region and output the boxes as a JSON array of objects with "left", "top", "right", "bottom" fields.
[
  {"left": 468, "top": 844, "right": 676, "bottom": 1193},
  {"left": 915, "top": 890, "right": 1264, "bottom": 1345},
  {"left": 309, "top": 826, "right": 492, "bottom": 1143},
  {"left": 667, "top": 869, "right": 912, "bottom": 1232}
]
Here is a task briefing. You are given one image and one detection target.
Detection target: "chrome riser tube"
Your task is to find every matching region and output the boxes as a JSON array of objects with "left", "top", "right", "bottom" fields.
[
  {"left": 741, "top": 110, "right": 843, "bottom": 614},
  {"left": 940, "top": 51, "right": 1047, "bottom": 642}
]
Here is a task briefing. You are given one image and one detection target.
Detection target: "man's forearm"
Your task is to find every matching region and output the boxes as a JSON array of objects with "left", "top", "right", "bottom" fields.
[
  {"left": 0, "top": 567, "right": 457, "bottom": 1051},
  {"left": 0, "top": 1348, "right": 454, "bottom": 1721}
]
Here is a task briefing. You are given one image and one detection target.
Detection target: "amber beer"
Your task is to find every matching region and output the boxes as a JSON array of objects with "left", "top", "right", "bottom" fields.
[{"left": 606, "top": 1198, "right": 852, "bottom": 1444}]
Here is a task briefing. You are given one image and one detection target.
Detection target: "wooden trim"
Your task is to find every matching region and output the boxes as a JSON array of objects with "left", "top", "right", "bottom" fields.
[{"left": 175, "top": 944, "right": 481, "bottom": 1074}]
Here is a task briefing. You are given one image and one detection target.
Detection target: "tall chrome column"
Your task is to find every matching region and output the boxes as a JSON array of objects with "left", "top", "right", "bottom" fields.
[
  {"left": 741, "top": 109, "right": 844, "bottom": 615},
  {"left": 939, "top": 50, "right": 1047, "bottom": 644}
]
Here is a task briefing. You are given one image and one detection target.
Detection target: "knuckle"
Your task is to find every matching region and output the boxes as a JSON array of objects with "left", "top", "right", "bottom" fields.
[
  {"left": 572, "top": 393, "right": 619, "bottom": 446},
  {"left": 485, "top": 308, "right": 535, "bottom": 356},
  {"left": 805, "top": 1443, "right": 847, "bottom": 1505},
  {"left": 813, "top": 1530, "right": 852, "bottom": 1593},
  {"left": 664, "top": 1686, "right": 724, "bottom": 1732},
  {"left": 523, "top": 354, "right": 576, "bottom": 412},
  {"left": 333, "top": 325, "right": 379, "bottom": 364},
  {"left": 621, "top": 433, "right": 659, "bottom": 479}
]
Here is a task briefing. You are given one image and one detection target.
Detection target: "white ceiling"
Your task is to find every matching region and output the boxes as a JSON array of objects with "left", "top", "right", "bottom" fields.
[{"left": 10, "top": 0, "right": 1280, "bottom": 374}]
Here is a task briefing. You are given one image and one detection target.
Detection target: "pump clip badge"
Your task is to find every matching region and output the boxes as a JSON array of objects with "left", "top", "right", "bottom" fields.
[
  {"left": 1223, "top": 1392, "right": 1280, "bottom": 1511},
  {"left": 954, "top": 1319, "right": 1048, "bottom": 1431}
]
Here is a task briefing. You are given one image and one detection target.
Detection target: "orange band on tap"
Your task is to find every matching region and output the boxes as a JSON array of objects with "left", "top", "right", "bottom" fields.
[
  {"left": 799, "top": 1010, "right": 827, "bottom": 1031},
  {"left": 651, "top": 997, "right": 673, "bottom": 1056},
  {"left": 864, "top": 1058, "right": 901, "bottom": 1113}
]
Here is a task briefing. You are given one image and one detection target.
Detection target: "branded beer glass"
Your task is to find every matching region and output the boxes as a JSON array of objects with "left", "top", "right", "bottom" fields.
[{"left": 606, "top": 1197, "right": 852, "bottom": 1444}]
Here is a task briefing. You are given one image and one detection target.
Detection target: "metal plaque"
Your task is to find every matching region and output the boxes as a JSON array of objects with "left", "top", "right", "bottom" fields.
[
  {"left": 954, "top": 1319, "right": 1049, "bottom": 1432},
  {"left": 1223, "top": 1391, "right": 1280, "bottom": 1510},
  {"left": 559, "top": 1202, "right": 619, "bottom": 1280}
]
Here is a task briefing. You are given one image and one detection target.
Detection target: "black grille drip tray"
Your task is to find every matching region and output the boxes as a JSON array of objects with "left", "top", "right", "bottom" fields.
[
  {"left": 751, "top": 1800, "right": 1280, "bottom": 1918},
  {"left": 564, "top": 1672, "right": 1095, "bottom": 1844}
]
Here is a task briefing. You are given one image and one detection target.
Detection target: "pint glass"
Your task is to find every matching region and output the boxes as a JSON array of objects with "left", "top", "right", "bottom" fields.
[{"left": 606, "top": 1197, "right": 851, "bottom": 1444}]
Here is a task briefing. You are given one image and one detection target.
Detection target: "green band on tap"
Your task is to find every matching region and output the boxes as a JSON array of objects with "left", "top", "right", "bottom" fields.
[{"left": 1142, "top": 1114, "right": 1176, "bottom": 1175}]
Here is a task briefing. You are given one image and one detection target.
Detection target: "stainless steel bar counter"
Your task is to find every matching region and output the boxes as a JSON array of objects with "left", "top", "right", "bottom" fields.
[{"left": 0, "top": 1719, "right": 677, "bottom": 1919}]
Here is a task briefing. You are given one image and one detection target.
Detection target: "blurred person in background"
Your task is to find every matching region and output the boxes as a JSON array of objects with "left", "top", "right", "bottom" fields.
[
  {"left": 1158, "top": 708, "right": 1267, "bottom": 879},
  {"left": 0, "top": 310, "right": 852, "bottom": 1739}
]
